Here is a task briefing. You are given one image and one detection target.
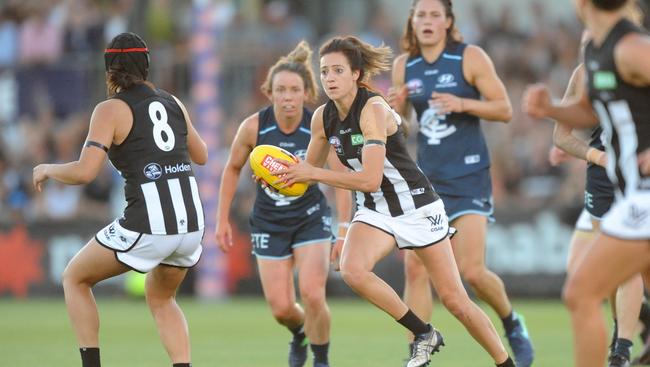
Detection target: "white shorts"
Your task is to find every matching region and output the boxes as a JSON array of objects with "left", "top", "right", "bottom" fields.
[
  {"left": 352, "top": 200, "right": 450, "bottom": 249},
  {"left": 95, "top": 220, "right": 204, "bottom": 273},
  {"left": 575, "top": 209, "right": 594, "bottom": 232},
  {"left": 601, "top": 191, "right": 650, "bottom": 240}
]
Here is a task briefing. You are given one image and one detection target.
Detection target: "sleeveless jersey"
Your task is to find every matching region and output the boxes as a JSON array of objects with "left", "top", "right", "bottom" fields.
[
  {"left": 251, "top": 106, "right": 326, "bottom": 222},
  {"left": 404, "top": 42, "right": 488, "bottom": 180},
  {"left": 109, "top": 84, "right": 204, "bottom": 235},
  {"left": 585, "top": 18, "right": 650, "bottom": 195},
  {"left": 323, "top": 87, "right": 439, "bottom": 217}
]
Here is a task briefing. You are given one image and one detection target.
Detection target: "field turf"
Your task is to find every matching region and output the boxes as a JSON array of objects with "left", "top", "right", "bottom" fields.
[{"left": 0, "top": 297, "right": 627, "bottom": 366}]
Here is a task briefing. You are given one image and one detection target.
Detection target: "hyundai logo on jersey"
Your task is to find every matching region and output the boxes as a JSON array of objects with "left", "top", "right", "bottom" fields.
[
  {"left": 143, "top": 163, "right": 163, "bottom": 180},
  {"left": 435, "top": 73, "right": 457, "bottom": 88}
]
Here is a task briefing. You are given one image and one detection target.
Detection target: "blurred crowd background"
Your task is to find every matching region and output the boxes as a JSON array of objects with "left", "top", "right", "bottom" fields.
[{"left": 1, "top": 0, "right": 649, "bottom": 298}]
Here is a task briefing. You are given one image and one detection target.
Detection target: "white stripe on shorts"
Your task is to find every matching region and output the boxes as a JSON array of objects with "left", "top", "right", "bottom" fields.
[
  {"left": 141, "top": 182, "right": 166, "bottom": 234},
  {"left": 168, "top": 178, "right": 188, "bottom": 233},
  {"left": 189, "top": 176, "right": 204, "bottom": 229}
]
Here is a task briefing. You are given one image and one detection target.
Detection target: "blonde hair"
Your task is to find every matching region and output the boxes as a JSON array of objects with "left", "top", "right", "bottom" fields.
[
  {"left": 319, "top": 36, "right": 392, "bottom": 90},
  {"left": 402, "top": 0, "right": 463, "bottom": 57},
  {"left": 261, "top": 40, "right": 318, "bottom": 103}
]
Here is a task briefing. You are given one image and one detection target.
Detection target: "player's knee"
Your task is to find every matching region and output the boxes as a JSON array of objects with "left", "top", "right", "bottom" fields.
[
  {"left": 562, "top": 280, "right": 582, "bottom": 311},
  {"left": 438, "top": 292, "right": 471, "bottom": 319},
  {"left": 404, "top": 258, "right": 428, "bottom": 283},
  {"left": 299, "top": 287, "right": 326, "bottom": 309},
  {"left": 340, "top": 265, "right": 367, "bottom": 290},
  {"left": 459, "top": 265, "right": 484, "bottom": 289},
  {"left": 62, "top": 264, "right": 90, "bottom": 290},
  {"left": 269, "top": 301, "right": 296, "bottom": 323}
]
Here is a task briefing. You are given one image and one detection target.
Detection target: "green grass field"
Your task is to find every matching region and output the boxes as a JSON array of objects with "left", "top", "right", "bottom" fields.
[{"left": 0, "top": 297, "right": 629, "bottom": 366}]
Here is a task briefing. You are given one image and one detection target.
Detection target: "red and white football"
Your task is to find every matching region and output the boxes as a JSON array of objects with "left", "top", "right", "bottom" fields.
[{"left": 249, "top": 144, "right": 308, "bottom": 197}]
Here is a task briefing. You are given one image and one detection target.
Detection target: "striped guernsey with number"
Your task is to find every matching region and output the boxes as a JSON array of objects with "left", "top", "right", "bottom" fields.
[
  {"left": 585, "top": 18, "right": 650, "bottom": 197},
  {"left": 323, "top": 87, "right": 439, "bottom": 217},
  {"left": 109, "top": 84, "right": 204, "bottom": 235}
]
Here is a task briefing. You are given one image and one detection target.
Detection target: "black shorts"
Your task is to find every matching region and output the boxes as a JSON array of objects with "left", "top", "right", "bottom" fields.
[
  {"left": 249, "top": 204, "right": 333, "bottom": 259},
  {"left": 585, "top": 164, "right": 614, "bottom": 219}
]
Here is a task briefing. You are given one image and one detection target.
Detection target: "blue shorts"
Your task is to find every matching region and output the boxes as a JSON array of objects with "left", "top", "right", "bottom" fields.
[
  {"left": 429, "top": 168, "right": 494, "bottom": 222},
  {"left": 249, "top": 204, "right": 333, "bottom": 259},
  {"left": 585, "top": 164, "right": 614, "bottom": 219}
]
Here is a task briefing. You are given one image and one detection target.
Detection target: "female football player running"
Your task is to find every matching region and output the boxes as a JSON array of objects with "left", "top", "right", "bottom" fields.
[
  {"left": 275, "top": 35, "right": 514, "bottom": 367},
  {"left": 215, "top": 41, "right": 350, "bottom": 367},
  {"left": 524, "top": 0, "right": 650, "bottom": 365},
  {"left": 387, "top": 1, "right": 533, "bottom": 365}
]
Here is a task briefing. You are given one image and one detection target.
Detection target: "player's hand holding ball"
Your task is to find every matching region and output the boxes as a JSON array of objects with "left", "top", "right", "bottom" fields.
[{"left": 249, "top": 144, "right": 308, "bottom": 197}]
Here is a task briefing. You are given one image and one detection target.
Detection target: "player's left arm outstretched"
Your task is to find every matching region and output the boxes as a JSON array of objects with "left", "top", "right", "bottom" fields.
[{"left": 32, "top": 99, "right": 125, "bottom": 191}]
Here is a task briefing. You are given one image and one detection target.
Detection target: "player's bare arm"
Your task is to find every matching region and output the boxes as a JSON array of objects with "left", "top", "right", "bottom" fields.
[
  {"left": 437, "top": 45, "right": 512, "bottom": 122},
  {"left": 215, "top": 113, "right": 259, "bottom": 251},
  {"left": 387, "top": 53, "right": 410, "bottom": 118},
  {"left": 32, "top": 99, "right": 124, "bottom": 191},
  {"left": 173, "top": 95, "right": 208, "bottom": 165}
]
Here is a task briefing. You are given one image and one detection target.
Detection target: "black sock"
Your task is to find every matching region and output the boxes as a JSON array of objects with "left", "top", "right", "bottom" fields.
[
  {"left": 610, "top": 319, "right": 618, "bottom": 353},
  {"left": 80, "top": 347, "right": 100, "bottom": 367},
  {"left": 501, "top": 312, "right": 518, "bottom": 335},
  {"left": 640, "top": 302, "right": 650, "bottom": 326},
  {"left": 496, "top": 356, "right": 515, "bottom": 367},
  {"left": 311, "top": 343, "right": 329, "bottom": 364},
  {"left": 289, "top": 324, "right": 306, "bottom": 341},
  {"left": 397, "top": 309, "right": 430, "bottom": 335},
  {"left": 172, "top": 364, "right": 191, "bottom": 367},
  {"left": 614, "top": 338, "right": 633, "bottom": 359}
]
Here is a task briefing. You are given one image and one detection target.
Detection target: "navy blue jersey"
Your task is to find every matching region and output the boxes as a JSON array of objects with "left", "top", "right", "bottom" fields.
[
  {"left": 251, "top": 106, "right": 327, "bottom": 223},
  {"left": 585, "top": 19, "right": 650, "bottom": 195},
  {"left": 404, "top": 43, "right": 489, "bottom": 181}
]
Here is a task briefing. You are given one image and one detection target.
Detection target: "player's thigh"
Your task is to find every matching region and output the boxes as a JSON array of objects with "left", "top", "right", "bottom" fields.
[
  {"left": 566, "top": 229, "right": 595, "bottom": 276},
  {"left": 64, "top": 238, "right": 130, "bottom": 285},
  {"left": 414, "top": 238, "right": 468, "bottom": 299},
  {"left": 566, "top": 234, "right": 650, "bottom": 301},
  {"left": 146, "top": 264, "right": 188, "bottom": 299},
  {"left": 257, "top": 257, "right": 296, "bottom": 303},
  {"left": 340, "top": 222, "right": 396, "bottom": 273},
  {"left": 294, "top": 241, "right": 330, "bottom": 290},
  {"left": 450, "top": 214, "right": 488, "bottom": 269}
]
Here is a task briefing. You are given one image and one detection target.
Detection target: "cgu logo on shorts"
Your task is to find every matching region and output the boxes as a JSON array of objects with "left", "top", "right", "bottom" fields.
[{"left": 426, "top": 215, "right": 445, "bottom": 232}]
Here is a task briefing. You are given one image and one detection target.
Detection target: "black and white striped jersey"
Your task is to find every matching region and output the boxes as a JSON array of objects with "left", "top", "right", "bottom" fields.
[
  {"left": 109, "top": 84, "right": 204, "bottom": 235},
  {"left": 585, "top": 19, "right": 650, "bottom": 197},
  {"left": 323, "top": 87, "right": 439, "bottom": 217}
]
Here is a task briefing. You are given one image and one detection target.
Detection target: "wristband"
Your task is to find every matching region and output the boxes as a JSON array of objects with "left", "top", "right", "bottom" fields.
[
  {"left": 336, "top": 237, "right": 346, "bottom": 241},
  {"left": 339, "top": 222, "right": 350, "bottom": 228}
]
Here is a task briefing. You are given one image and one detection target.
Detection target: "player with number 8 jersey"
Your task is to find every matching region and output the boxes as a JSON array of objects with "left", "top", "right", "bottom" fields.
[
  {"left": 110, "top": 82, "right": 204, "bottom": 235},
  {"left": 32, "top": 32, "right": 207, "bottom": 367}
]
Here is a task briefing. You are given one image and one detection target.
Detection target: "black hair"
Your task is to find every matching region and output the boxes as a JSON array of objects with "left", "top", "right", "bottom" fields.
[
  {"left": 104, "top": 32, "right": 150, "bottom": 95},
  {"left": 591, "top": 0, "right": 629, "bottom": 10}
]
